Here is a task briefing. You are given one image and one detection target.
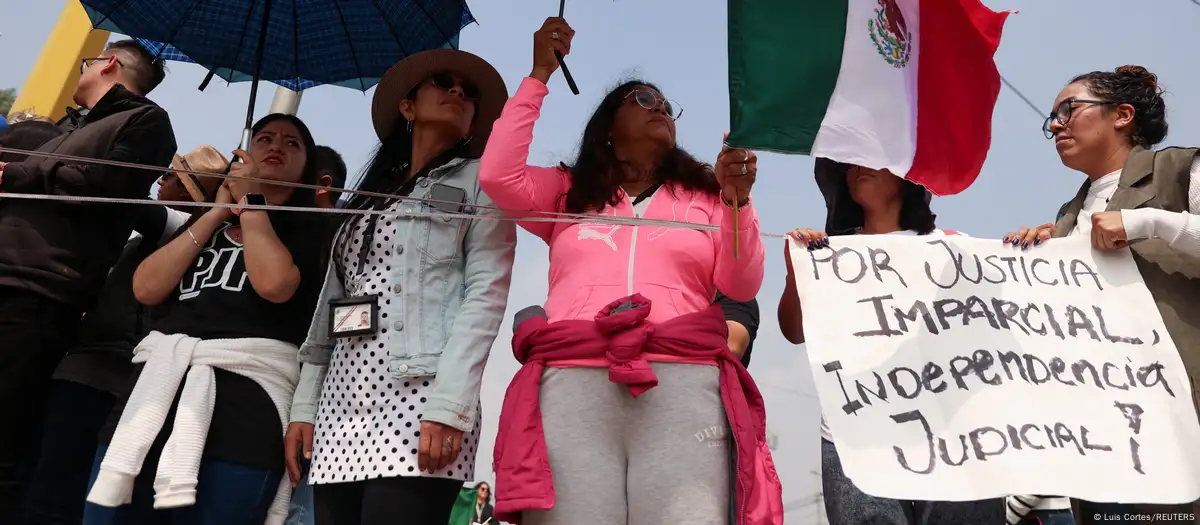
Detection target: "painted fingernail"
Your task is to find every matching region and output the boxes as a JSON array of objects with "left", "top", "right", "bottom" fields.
[
  {"left": 822, "top": 238, "right": 830, "bottom": 246},
  {"left": 1002, "top": 236, "right": 1009, "bottom": 242},
  {"left": 1011, "top": 239, "right": 1019, "bottom": 245},
  {"left": 1021, "top": 242, "right": 1028, "bottom": 249},
  {"left": 1034, "top": 238, "right": 1041, "bottom": 246}
]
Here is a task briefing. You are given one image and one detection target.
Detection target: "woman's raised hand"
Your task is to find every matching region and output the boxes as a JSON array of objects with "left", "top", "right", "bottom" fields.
[{"left": 531, "top": 17, "right": 574, "bottom": 84}]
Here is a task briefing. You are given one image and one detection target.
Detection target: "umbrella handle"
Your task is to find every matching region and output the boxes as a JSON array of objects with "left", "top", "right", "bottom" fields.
[
  {"left": 555, "top": 0, "right": 578, "bottom": 95},
  {"left": 554, "top": 51, "right": 579, "bottom": 95},
  {"left": 224, "top": 128, "right": 252, "bottom": 173}
]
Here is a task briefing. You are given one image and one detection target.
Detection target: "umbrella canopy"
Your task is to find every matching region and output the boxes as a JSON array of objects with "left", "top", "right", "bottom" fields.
[
  {"left": 134, "top": 36, "right": 460, "bottom": 92},
  {"left": 80, "top": 0, "right": 475, "bottom": 92}
]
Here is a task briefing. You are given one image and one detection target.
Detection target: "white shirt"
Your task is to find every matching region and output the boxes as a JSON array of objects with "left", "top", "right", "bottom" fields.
[
  {"left": 1008, "top": 157, "right": 1199, "bottom": 524},
  {"left": 1068, "top": 158, "right": 1200, "bottom": 258}
]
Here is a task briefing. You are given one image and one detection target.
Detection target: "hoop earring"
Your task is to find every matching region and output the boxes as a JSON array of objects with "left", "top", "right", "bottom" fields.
[{"left": 406, "top": 119, "right": 413, "bottom": 133}]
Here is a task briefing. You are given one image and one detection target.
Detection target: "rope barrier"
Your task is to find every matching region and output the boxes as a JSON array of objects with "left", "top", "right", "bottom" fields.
[{"left": 0, "top": 147, "right": 790, "bottom": 239}]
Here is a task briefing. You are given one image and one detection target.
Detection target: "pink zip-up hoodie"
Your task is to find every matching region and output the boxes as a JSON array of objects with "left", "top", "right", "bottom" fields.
[{"left": 479, "top": 77, "right": 766, "bottom": 324}]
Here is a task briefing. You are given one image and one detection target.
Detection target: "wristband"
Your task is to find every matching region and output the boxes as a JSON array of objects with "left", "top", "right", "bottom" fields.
[{"left": 233, "top": 194, "right": 267, "bottom": 216}]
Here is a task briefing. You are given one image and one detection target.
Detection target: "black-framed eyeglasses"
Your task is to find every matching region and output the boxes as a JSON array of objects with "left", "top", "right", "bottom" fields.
[
  {"left": 80, "top": 56, "right": 121, "bottom": 75},
  {"left": 1042, "top": 97, "right": 1116, "bottom": 139},
  {"left": 625, "top": 89, "right": 683, "bottom": 121}
]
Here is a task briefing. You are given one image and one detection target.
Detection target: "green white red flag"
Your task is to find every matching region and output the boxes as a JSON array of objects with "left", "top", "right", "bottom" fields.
[{"left": 727, "top": 0, "right": 1011, "bottom": 195}]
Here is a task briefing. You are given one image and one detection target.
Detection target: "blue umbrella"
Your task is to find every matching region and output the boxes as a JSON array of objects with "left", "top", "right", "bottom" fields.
[
  {"left": 79, "top": 0, "right": 475, "bottom": 145},
  {"left": 135, "top": 39, "right": 321, "bottom": 92},
  {"left": 134, "top": 36, "right": 460, "bottom": 93}
]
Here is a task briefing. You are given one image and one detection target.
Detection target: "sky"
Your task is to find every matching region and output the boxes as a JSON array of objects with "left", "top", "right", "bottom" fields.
[{"left": 2, "top": 0, "right": 1198, "bottom": 522}]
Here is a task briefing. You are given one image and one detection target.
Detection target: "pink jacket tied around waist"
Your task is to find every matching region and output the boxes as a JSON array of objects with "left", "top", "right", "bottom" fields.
[{"left": 492, "top": 294, "right": 784, "bottom": 525}]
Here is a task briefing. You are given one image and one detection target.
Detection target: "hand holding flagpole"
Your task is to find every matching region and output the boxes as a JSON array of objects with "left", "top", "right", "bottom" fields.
[{"left": 716, "top": 133, "right": 758, "bottom": 260}]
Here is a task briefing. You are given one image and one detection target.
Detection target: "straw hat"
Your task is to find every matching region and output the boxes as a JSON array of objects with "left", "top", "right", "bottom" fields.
[{"left": 371, "top": 49, "right": 508, "bottom": 158}]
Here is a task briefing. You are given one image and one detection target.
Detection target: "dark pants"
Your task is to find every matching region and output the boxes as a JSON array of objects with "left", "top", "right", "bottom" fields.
[
  {"left": 22, "top": 380, "right": 117, "bottom": 525},
  {"left": 314, "top": 476, "right": 462, "bottom": 525},
  {"left": 0, "top": 288, "right": 82, "bottom": 524},
  {"left": 82, "top": 445, "right": 283, "bottom": 525},
  {"left": 820, "top": 439, "right": 1003, "bottom": 525}
]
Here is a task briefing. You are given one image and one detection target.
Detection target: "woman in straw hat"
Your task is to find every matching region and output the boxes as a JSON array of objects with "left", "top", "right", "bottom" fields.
[{"left": 285, "top": 49, "right": 516, "bottom": 524}]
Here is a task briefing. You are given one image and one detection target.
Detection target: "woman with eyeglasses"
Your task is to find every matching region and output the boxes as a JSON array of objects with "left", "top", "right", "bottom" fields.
[
  {"left": 284, "top": 49, "right": 516, "bottom": 525},
  {"left": 479, "top": 17, "right": 777, "bottom": 525},
  {"left": 1003, "top": 65, "right": 1198, "bottom": 525}
]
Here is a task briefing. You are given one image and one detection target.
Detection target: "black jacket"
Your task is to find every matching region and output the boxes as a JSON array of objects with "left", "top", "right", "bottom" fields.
[
  {"left": 52, "top": 206, "right": 181, "bottom": 395},
  {"left": 0, "top": 84, "right": 176, "bottom": 308}
]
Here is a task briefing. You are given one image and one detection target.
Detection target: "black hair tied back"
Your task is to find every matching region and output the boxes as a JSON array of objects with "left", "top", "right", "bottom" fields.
[{"left": 1071, "top": 65, "right": 1168, "bottom": 147}]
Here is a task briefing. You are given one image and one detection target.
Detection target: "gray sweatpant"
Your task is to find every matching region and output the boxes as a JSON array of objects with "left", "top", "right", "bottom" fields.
[{"left": 523, "top": 362, "right": 731, "bottom": 525}]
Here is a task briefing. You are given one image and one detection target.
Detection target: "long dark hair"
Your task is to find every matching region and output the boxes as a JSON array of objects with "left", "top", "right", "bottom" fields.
[
  {"left": 559, "top": 80, "right": 719, "bottom": 213},
  {"left": 1070, "top": 65, "right": 1167, "bottom": 148},
  {"left": 344, "top": 83, "right": 473, "bottom": 214},
  {"left": 474, "top": 481, "right": 491, "bottom": 504},
  {"left": 826, "top": 169, "right": 937, "bottom": 235}
]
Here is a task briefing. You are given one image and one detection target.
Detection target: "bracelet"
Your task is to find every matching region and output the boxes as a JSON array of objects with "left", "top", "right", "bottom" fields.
[
  {"left": 187, "top": 227, "right": 201, "bottom": 248},
  {"left": 721, "top": 193, "right": 749, "bottom": 209}
]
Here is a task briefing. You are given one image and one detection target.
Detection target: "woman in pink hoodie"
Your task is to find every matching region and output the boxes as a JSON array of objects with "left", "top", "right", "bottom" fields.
[{"left": 479, "top": 17, "right": 777, "bottom": 525}]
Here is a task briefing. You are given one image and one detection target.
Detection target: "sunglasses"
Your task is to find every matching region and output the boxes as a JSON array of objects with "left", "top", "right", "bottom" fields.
[
  {"left": 625, "top": 89, "right": 682, "bottom": 120},
  {"left": 1042, "top": 97, "right": 1116, "bottom": 139},
  {"left": 429, "top": 73, "right": 480, "bottom": 101}
]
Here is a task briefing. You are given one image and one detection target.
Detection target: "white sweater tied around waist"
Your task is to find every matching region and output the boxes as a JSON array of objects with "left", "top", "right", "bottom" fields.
[{"left": 86, "top": 331, "right": 300, "bottom": 525}]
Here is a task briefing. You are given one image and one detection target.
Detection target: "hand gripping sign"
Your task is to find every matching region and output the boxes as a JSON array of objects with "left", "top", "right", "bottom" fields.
[{"left": 790, "top": 234, "right": 1200, "bottom": 504}]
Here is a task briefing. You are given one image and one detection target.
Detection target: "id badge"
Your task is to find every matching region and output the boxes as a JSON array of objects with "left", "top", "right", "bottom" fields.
[{"left": 328, "top": 296, "right": 379, "bottom": 338}]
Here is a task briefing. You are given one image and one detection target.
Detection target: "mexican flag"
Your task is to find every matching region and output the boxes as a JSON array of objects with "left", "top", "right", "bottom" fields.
[
  {"left": 447, "top": 485, "right": 479, "bottom": 525},
  {"left": 726, "top": 0, "right": 1010, "bottom": 195}
]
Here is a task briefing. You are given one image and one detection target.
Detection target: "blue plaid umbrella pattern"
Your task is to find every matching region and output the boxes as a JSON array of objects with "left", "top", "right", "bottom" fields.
[
  {"left": 81, "top": 0, "right": 473, "bottom": 91},
  {"left": 135, "top": 39, "right": 321, "bottom": 92},
  {"left": 80, "top": 0, "right": 474, "bottom": 140},
  {"left": 135, "top": 36, "right": 460, "bottom": 92}
]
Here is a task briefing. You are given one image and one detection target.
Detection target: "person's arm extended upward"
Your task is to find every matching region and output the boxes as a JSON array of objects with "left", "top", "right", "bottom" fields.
[
  {"left": 133, "top": 209, "right": 225, "bottom": 305},
  {"left": 477, "top": 77, "right": 570, "bottom": 243},
  {"left": 238, "top": 210, "right": 302, "bottom": 303}
]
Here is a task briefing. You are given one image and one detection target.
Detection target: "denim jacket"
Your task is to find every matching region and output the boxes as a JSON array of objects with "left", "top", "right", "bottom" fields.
[{"left": 290, "top": 158, "right": 516, "bottom": 431}]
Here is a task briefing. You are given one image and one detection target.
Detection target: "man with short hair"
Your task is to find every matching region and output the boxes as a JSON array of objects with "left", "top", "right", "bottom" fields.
[
  {"left": 312, "top": 145, "right": 348, "bottom": 209},
  {"left": 0, "top": 39, "right": 175, "bottom": 519}
]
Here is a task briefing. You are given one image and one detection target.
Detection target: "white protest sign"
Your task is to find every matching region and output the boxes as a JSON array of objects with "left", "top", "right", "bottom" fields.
[{"left": 790, "top": 234, "right": 1200, "bottom": 503}]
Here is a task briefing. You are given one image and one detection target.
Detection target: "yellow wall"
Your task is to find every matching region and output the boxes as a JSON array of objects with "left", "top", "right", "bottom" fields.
[{"left": 9, "top": 0, "right": 109, "bottom": 122}]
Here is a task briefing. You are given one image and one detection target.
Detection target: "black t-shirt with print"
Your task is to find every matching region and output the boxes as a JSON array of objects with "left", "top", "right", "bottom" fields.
[{"left": 101, "top": 212, "right": 328, "bottom": 470}]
